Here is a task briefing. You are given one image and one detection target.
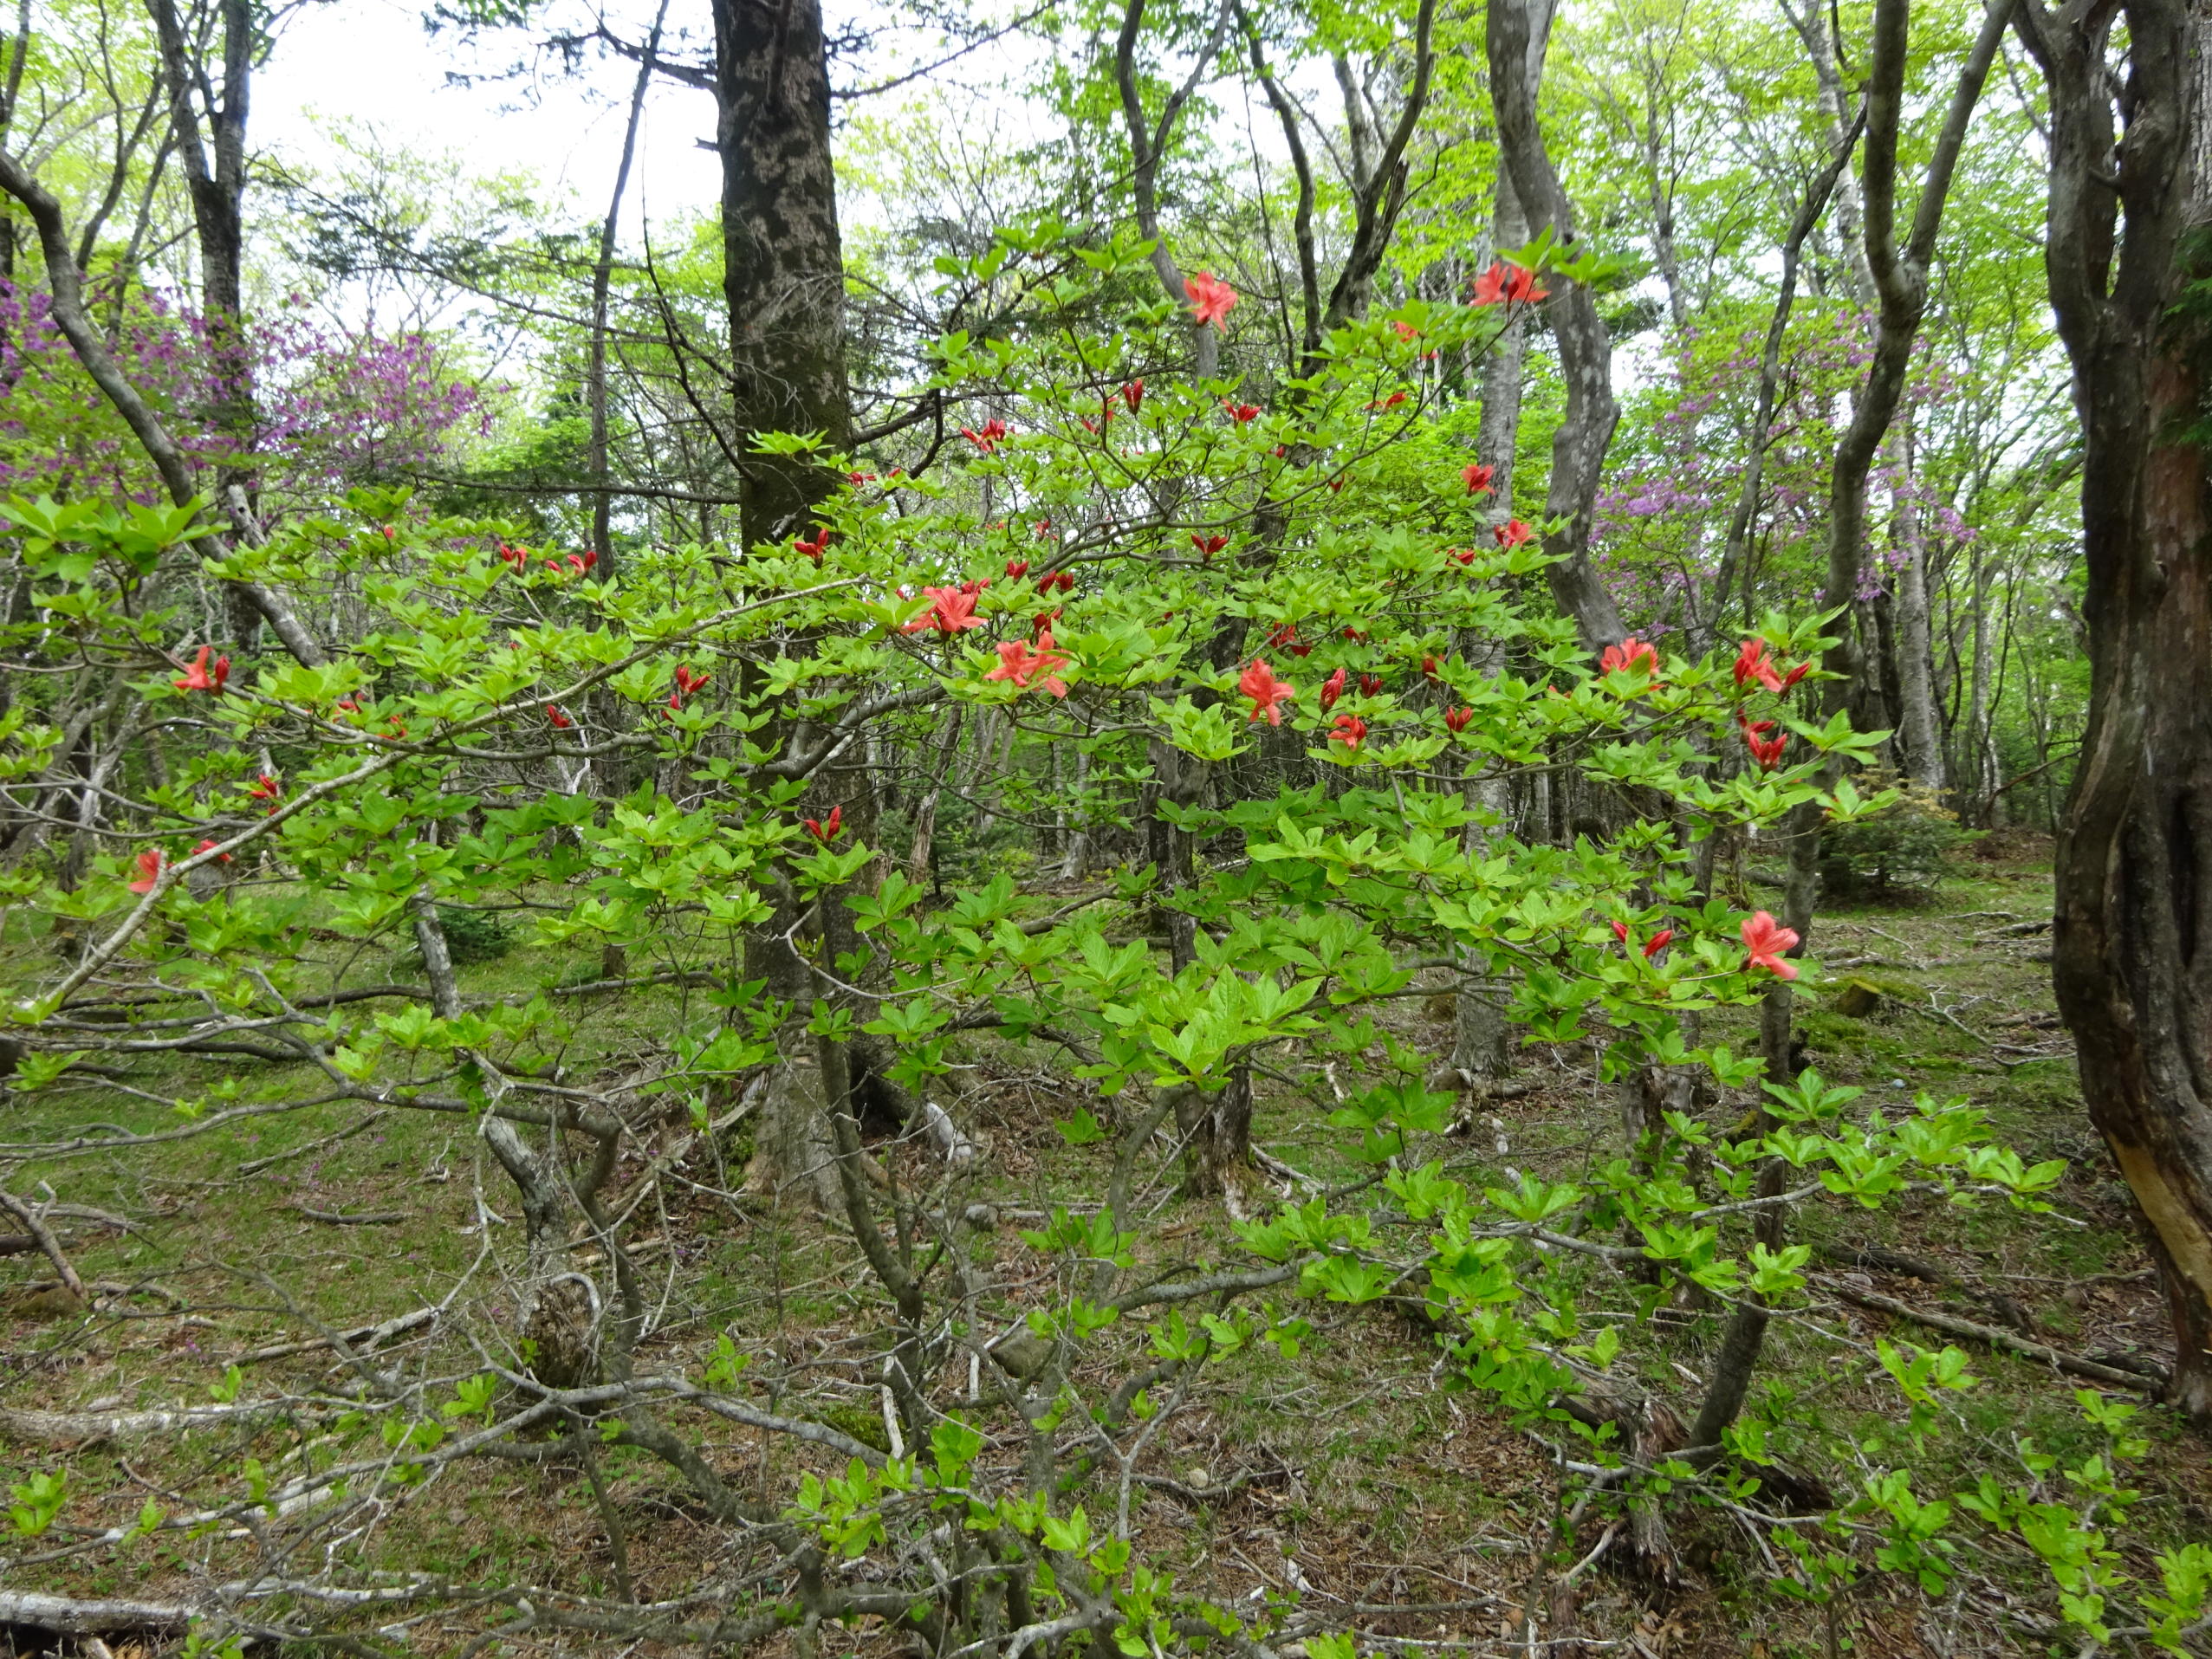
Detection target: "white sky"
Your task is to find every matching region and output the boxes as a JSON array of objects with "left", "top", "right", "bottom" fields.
[
  {"left": 258, "top": 0, "right": 727, "bottom": 235},
  {"left": 255, "top": 1, "right": 1045, "bottom": 244}
]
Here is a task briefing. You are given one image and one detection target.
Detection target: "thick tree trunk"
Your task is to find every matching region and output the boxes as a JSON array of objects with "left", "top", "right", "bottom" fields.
[
  {"left": 711, "top": 0, "right": 853, "bottom": 551},
  {"left": 1487, "top": 0, "right": 1626, "bottom": 654},
  {"left": 2021, "top": 0, "right": 2212, "bottom": 1420}
]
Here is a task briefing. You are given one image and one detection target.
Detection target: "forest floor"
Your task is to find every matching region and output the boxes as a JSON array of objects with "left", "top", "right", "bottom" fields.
[{"left": 4, "top": 834, "right": 2209, "bottom": 1659}]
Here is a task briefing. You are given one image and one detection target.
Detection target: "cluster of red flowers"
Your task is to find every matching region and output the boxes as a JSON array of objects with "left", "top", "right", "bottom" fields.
[
  {"left": 1184, "top": 271, "right": 1238, "bottom": 329},
  {"left": 1471, "top": 262, "right": 1548, "bottom": 307},
  {"left": 1494, "top": 519, "right": 1534, "bottom": 548},
  {"left": 984, "top": 632, "right": 1071, "bottom": 698},
  {"left": 1610, "top": 919, "right": 1675, "bottom": 958},
  {"left": 1733, "top": 637, "right": 1809, "bottom": 694},
  {"left": 1739, "top": 715, "right": 1786, "bottom": 770},
  {"left": 904, "top": 587, "right": 986, "bottom": 636},
  {"left": 802, "top": 806, "right": 844, "bottom": 843},
  {"left": 793, "top": 528, "right": 831, "bottom": 563},
  {"left": 174, "top": 646, "right": 230, "bottom": 695},
  {"left": 1035, "top": 570, "right": 1075, "bottom": 596},
  {"left": 1330, "top": 714, "right": 1368, "bottom": 749},
  {"left": 1238, "top": 660, "right": 1294, "bottom": 725},
  {"left": 960, "top": 418, "right": 1009, "bottom": 452},
  {"left": 1599, "top": 637, "right": 1660, "bottom": 681},
  {"left": 1224, "top": 401, "right": 1262, "bottom": 424},
  {"left": 546, "top": 549, "right": 599, "bottom": 576},
  {"left": 1190, "top": 532, "right": 1229, "bottom": 557},
  {"left": 667, "top": 664, "right": 711, "bottom": 714}
]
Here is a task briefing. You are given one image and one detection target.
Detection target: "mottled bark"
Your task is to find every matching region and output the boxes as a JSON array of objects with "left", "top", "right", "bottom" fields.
[
  {"left": 711, "top": 0, "right": 853, "bottom": 550},
  {"left": 2018, "top": 0, "right": 2212, "bottom": 1419}
]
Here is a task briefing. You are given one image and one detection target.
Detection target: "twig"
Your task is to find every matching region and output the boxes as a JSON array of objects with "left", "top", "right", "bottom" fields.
[
  {"left": 1820, "top": 1278, "right": 2165, "bottom": 1392},
  {"left": 237, "top": 1109, "right": 388, "bottom": 1175}
]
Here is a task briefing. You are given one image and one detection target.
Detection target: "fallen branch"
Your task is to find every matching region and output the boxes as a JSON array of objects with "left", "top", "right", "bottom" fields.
[
  {"left": 1820, "top": 1278, "right": 2165, "bottom": 1393},
  {"left": 0, "top": 1398, "right": 314, "bottom": 1448},
  {"left": 0, "top": 1186, "right": 87, "bottom": 1302},
  {"left": 235, "top": 1305, "right": 439, "bottom": 1367},
  {"left": 0, "top": 1591, "right": 191, "bottom": 1633},
  {"left": 290, "top": 1205, "right": 405, "bottom": 1226}
]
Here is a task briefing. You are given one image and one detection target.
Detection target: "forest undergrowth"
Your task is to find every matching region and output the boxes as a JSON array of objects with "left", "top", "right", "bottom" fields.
[{"left": 5, "top": 837, "right": 2204, "bottom": 1659}]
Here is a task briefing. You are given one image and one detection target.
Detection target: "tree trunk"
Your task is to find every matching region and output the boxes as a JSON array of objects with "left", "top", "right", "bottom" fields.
[
  {"left": 711, "top": 0, "right": 853, "bottom": 551},
  {"left": 1890, "top": 416, "right": 1946, "bottom": 788},
  {"left": 587, "top": 1, "right": 667, "bottom": 580},
  {"left": 2021, "top": 0, "right": 2212, "bottom": 1419},
  {"left": 1487, "top": 0, "right": 1626, "bottom": 654}
]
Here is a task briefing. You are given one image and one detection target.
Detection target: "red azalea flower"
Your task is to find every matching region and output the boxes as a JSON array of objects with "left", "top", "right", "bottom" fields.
[
  {"left": 1123, "top": 379, "right": 1144, "bottom": 412},
  {"left": 1462, "top": 462, "right": 1495, "bottom": 496},
  {"left": 250, "top": 773, "right": 281, "bottom": 804},
  {"left": 497, "top": 543, "right": 528, "bottom": 569},
  {"left": 1033, "top": 606, "right": 1063, "bottom": 635},
  {"left": 1495, "top": 519, "right": 1534, "bottom": 548},
  {"left": 1342, "top": 626, "right": 1368, "bottom": 643},
  {"left": 1359, "top": 673, "right": 1384, "bottom": 697},
  {"left": 960, "top": 418, "right": 1009, "bottom": 453},
  {"left": 1225, "top": 402, "right": 1262, "bottom": 424},
  {"left": 1238, "top": 659, "right": 1295, "bottom": 726},
  {"left": 174, "top": 645, "right": 230, "bottom": 695},
  {"left": 1742, "top": 911, "right": 1800, "bottom": 979},
  {"left": 1320, "top": 667, "right": 1347, "bottom": 711},
  {"left": 1184, "top": 270, "right": 1239, "bottom": 329},
  {"left": 1733, "top": 637, "right": 1784, "bottom": 692},
  {"left": 802, "top": 806, "right": 844, "bottom": 844},
  {"left": 904, "top": 587, "right": 986, "bottom": 635},
  {"left": 1443, "top": 705, "right": 1474, "bottom": 733},
  {"left": 793, "top": 529, "right": 831, "bottom": 564},
  {"left": 1005, "top": 560, "right": 1030, "bottom": 579},
  {"left": 1600, "top": 637, "right": 1660, "bottom": 680},
  {"left": 1329, "top": 713, "right": 1368, "bottom": 750},
  {"left": 1421, "top": 655, "right": 1443, "bottom": 681},
  {"left": 1391, "top": 320, "right": 1418, "bottom": 341},
  {"left": 985, "top": 630, "right": 1072, "bottom": 698},
  {"left": 1367, "top": 391, "right": 1409, "bottom": 410},
  {"left": 1471, "top": 261, "right": 1549, "bottom": 306},
  {"left": 1450, "top": 548, "right": 1476, "bottom": 567},
  {"left": 193, "top": 838, "right": 233, "bottom": 865},
  {"left": 1610, "top": 919, "right": 1632, "bottom": 943},
  {"left": 1191, "top": 533, "right": 1229, "bottom": 557},
  {"left": 1643, "top": 930, "right": 1674, "bottom": 958},
  {"left": 129, "top": 849, "right": 165, "bottom": 892},
  {"left": 548, "top": 704, "right": 574, "bottom": 729},
  {"left": 1738, "top": 715, "right": 1787, "bottom": 770},
  {"left": 849, "top": 470, "right": 876, "bottom": 483}
]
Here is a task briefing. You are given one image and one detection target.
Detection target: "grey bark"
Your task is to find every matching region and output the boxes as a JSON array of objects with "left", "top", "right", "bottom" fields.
[{"left": 1486, "top": 0, "right": 1626, "bottom": 652}]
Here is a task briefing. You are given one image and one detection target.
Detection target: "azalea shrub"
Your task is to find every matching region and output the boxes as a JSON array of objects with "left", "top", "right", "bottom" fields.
[{"left": 1, "top": 229, "right": 2145, "bottom": 1652}]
